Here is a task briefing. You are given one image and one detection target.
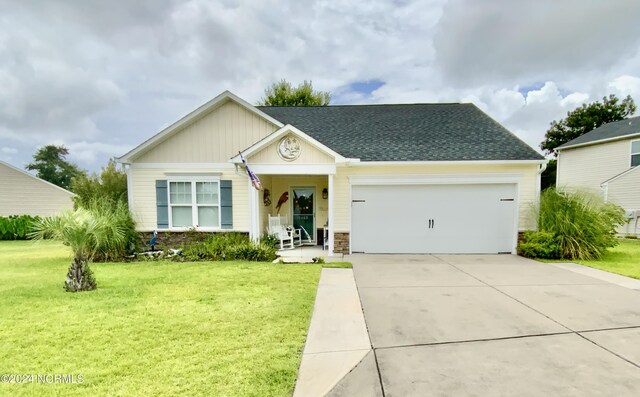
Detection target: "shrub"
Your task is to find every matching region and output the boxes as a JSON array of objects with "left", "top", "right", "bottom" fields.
[
  {"left": 83, "top": 199, "right": 138, "bottom": 261},
  {"left": 0, "top": 215, "right": 41, "bottom": 240},
  {"left": 226, "top": 242, "right": 278, "bottom": 262},
  {"left": 260, "top": 234, "right": 280, "bottom": 249},
  {"left": 517, "top": 231, "right": 561, "bottom": 259},
  {"left": 179, "top": 233, "right": 277, "bottom": 262},
  {"left": 71, "top": 159, "right": 127, "bottom": 209},
  {"left": 535, "top": 188, "right": 625, "bottom": 260}
]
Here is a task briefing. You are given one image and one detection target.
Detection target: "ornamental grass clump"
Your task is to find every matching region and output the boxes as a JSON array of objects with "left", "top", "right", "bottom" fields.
[
  {"left": 30, "top": 206, "right": 128, "bottom": 292},
  {"left": 533, "top": 188, "right": 625, "bottom": 260}
]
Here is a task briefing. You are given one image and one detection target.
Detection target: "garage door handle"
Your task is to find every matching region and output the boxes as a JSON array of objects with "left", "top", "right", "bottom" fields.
[{"left": 428, "top": 219, "right": 435, "bottom": 228}]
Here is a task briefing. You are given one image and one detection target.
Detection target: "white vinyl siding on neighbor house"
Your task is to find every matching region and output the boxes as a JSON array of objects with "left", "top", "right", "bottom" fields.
[
  {"left": 557, "top": 138, "right": 634, "bottom": 192},
  {"left": 631, "top": 140, "right": 640, "bottom": 167},
  {"left": 168, "top": 179, "right": 220, "bottom": 229},
  {"left": 607, "top": 167, "right": 640, "bottom": 211},
  {"left": 0, "top": 161, "right": 74, "bottom": 217},
  {"left": 134, "top": 100, "right": 279, "bottom": 164}
]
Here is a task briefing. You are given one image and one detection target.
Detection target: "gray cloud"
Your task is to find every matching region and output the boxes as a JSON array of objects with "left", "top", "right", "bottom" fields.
[
  {"left": 0, "top": 0, "right": 638, "bottom": 171},
  {"left": 434, "top": 0, "right": 640, "bottom": 87}
]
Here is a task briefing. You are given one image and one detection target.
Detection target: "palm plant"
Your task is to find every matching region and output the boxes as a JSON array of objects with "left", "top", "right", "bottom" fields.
[{"left": 31, "top": 207, "right": 128, "bottom": 292}]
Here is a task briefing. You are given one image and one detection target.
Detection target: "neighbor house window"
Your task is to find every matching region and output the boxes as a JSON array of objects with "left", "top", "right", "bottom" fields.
[
  {"left": 632, "top": 140, "right": 640, "bottom": 167},
  {"left": 169, "top": 180, "right": 220, "bottom": 228}
]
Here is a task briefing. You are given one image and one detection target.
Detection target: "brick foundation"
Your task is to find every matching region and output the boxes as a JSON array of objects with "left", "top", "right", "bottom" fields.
[
  {"left": 333, "top": 232, "right": 350, "bottom": 254},
  {"left": 137, "top": 231, "right": 249, "bottom": 250}
]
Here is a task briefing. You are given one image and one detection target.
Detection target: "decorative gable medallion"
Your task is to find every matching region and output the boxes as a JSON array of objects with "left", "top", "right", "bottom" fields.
[{"left": 277, "top": 135, "right": 301, "bottom": 161}]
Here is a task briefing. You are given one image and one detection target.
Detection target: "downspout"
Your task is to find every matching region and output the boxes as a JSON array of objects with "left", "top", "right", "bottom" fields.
[
  {"left": 123, "top": 163, "right": 133, "bottom": 211},
  {"left": 535, "top": 161, "right": 548, "bottom": 231}
]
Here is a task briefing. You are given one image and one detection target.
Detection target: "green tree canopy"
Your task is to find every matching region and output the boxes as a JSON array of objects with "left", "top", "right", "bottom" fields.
[
  {"left": 26, "top": 145, "right": 85, "bottom": 190},
  {"left": 71, "top": 159, "right": 128, "bottom": 209},
  {"left": 258, "top": 79, "right": 331, "bottom": 106},
  {"left": 541, "top": 94, "right": 636, "bottom": 155}
]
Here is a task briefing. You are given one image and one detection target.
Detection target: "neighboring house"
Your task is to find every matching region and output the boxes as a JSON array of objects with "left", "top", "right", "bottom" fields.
[
  {"left": 117, "top": 91, "right": 545, "bottom": 255},
  {"left": 556, "top": 115, "right": 640, "bottom": 234},
  {"left": 0, "top": 160, "right": 74, "bottom": 217}
]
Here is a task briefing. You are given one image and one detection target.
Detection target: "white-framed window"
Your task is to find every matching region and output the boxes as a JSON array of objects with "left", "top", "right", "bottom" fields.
[
  {"left": 168, "top": 178, "right": 220, "bottom": 229},
  {"left": 632, "top": 140, "right": 640, "bottom": 167}
]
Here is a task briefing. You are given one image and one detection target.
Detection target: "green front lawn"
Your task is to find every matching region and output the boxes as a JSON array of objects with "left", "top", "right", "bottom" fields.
[
  {"left": 559, "top": 239, "right": 640, "bottom": 279},
  {"left": 0, "top": 241, "right": 322, "bottom": 397}
]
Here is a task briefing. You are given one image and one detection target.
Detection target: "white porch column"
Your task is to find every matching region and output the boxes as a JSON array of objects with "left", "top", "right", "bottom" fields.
[
  {"left": 328, "top": 173, "right": 334, "bottom": 256},
  {"left": 248, "top": 179, "right": 260, "bottom": 242}
]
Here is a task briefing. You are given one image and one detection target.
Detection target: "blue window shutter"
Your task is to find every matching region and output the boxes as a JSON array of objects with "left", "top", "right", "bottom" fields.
[
  {"left": 156, "top": 180, "right": 169, "bottom": 229},
  {"left": 220, "top": 180, "right": 233, "bottom": 229}
]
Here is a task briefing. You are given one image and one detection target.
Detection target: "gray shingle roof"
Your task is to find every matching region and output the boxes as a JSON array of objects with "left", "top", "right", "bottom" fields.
[
  {"left": 257, "top": 104, "right": 543, "bottom": 161},
  {"left": 557, "top": 116, "right": 640, "bottom": 149}
]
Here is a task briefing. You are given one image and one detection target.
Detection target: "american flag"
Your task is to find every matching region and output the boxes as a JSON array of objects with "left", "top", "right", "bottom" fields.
[{"left": 240, "top": 153, "right": 262, "bottom": 190}]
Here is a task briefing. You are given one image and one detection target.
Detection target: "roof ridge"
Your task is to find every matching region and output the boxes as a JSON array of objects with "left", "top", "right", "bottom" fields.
[{"left": 257, "top": 102, "right": 469, "bottom": 108}]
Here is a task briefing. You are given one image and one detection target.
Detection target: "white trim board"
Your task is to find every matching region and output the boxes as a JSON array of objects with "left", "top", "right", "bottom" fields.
[
  {"left": 249, "top": 164, "right": 336, "bottom": 175},
  {"left": 130, "top": 162, "right": 236, "bottom": 169},
  {"left": 348, "top": 173, "right": 523, "bottom": 185}
]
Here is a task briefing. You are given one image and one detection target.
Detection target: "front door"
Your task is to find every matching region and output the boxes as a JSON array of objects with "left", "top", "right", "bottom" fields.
[{"left": 292, "top": 187, "right": 315, "bottom": 243}]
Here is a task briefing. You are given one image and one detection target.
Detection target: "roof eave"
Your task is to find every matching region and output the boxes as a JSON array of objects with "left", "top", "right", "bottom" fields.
[{"left": 557, "top": 131, "right": 640, "bottom": 151}]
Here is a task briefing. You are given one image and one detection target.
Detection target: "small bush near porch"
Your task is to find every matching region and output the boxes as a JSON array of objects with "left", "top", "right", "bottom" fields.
[{"left": 0, "top": 241, "right": 321, "bottom": 397}]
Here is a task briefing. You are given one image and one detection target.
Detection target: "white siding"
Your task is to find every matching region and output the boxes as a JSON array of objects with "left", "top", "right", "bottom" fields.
[
  {"left": 0, "top": 162, "right": 74, "bottom": 216},
  {"left": 135, "top": 101, "right": 279, "bottom": 163},
  {"left": 557, "top": 139, "right": 634, "bottom": 192},
  {"left": 607, "top": 168, "right": 640, "bottom": 211},
  {"left": 333, "top": 163, "right": 540, "bottom": 232}
]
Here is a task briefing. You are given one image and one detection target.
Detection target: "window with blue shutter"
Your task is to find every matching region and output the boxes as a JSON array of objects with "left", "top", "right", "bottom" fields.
[
  {"left": 220, "top": 180, "right": 233, "bottom": 229},
  {"left": 155, "top": 180, "right": 169, "bottom": 229}
]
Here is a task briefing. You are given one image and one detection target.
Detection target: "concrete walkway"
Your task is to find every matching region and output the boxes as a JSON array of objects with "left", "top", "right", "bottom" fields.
[
  {"left": 293, "top": 268, "right": 371, "bottom": 397},
  {"left": 332, "top": 254, "right": 640, "bottom": 396}
]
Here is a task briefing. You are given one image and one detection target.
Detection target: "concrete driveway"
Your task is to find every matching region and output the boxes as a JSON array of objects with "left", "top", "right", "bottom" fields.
[{"left": 329, "top": 254, "right": 640, "bottom": 396}]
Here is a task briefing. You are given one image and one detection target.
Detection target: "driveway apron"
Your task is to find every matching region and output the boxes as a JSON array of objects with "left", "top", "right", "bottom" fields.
[{"left": 331, "top": 254, "right": 640, "bottom": 396}]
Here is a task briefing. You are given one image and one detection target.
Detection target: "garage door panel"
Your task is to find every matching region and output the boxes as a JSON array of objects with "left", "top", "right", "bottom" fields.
[{"left": 351, "top": 184, "right": 516, "bottom": 254}]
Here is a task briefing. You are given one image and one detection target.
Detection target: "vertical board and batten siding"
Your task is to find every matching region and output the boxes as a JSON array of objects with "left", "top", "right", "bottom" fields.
[
  {"left": 332, "top": 163, "right": 540, "bottom": 233},
  {"left": 557, "top": 139, "right": 633, "bottom": 192},
  {"left": 130, "top": 167, "right": 248, "bottom": 231},
  {"left": 607, "top": 168, "right": 640, "bottom": 210},
  {"left": 0, "top": 162, "right": 74, "bottom": 216},
  {"left": 248, "top": 138, "right": 335, "bottom": 164},
  {"left": 135, "top": 100, "right": 279, "bottom": 163}
]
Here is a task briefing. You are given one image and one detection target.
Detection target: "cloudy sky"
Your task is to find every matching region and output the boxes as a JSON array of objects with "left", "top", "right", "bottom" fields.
[{"left": 1, "top": 0, "right": 640, "bottom": 172}]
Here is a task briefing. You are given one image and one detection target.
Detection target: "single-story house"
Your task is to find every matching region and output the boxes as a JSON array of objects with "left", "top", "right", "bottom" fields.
[
  {"left": 557, "top": 115, "right": 640, "bottom": 234},
  {"left": 117, "top": 91, "right": 546, "bottom": 255},
  {"left": 0, "top": 160, "right": 74, "bottom": 217}
]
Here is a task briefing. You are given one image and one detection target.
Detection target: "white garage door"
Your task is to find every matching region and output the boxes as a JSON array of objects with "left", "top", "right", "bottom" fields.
[{"left": 351, "top": 184, "right": 517, "bottom": 254}]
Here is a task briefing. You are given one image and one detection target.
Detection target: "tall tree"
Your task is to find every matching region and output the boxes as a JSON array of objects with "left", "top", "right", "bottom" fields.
[
  {"left": 71, "top": 159, "right": 128, "bottom": 209},
  {"left": 258, "top": 79, "right": 331, "bottom": 106},
  {"left": 540, "top": 94, "right": 636, "bottom": 155},
  {"left": 26, "top": 145, "right": 84, "bottom": 190}
]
